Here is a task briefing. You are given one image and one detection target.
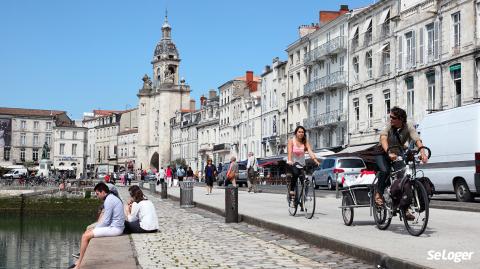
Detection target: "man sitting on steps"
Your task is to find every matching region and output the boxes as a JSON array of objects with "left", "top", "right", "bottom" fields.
[{"left": 71, "top": 182, "right": 125, "bottom": 269}]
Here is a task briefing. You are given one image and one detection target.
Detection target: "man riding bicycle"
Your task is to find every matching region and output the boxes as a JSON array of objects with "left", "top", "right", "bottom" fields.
[
  {"left": 287, "top": 126, "right": 320, "bottom": 205},
  {"left": 375, "top": 107, "right": 428, "bottom": 220}
]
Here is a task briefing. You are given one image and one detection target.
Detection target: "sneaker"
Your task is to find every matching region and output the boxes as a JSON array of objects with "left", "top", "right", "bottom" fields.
[
  {"left": 72, "top": 253, "right": 80, "bottom": 259},
  {"left": 404, "top": 210, "right": 415, "bottom": 221}
]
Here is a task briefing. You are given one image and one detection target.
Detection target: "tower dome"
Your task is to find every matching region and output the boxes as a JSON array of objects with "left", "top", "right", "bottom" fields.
[{"left": 153, "top": 13, "right": 178, "bottom": 61}]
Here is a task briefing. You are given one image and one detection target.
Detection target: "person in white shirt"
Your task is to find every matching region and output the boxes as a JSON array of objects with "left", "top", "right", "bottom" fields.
[
  {"left": 246, "top": 152, "right": 259, "bottom": 193},
  {"left": 157, "top": 167, "right": 165, "bottom": 186},
  {"left": 124, "top": 186, "right": 159, "bottom": 233}
]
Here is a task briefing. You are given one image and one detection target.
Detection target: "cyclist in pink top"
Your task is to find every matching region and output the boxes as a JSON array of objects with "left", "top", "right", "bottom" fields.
[{"left": 287, "top": 126, "right": 320, "bottom": 198}]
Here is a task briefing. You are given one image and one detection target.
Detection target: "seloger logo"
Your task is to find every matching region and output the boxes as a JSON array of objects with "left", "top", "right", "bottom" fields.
[{"left": 427, "top": 250, "right": 474, "bottom": 263}]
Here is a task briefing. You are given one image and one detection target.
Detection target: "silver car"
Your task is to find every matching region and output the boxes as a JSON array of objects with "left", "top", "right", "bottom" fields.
[{"left": 312, "top": 157, "right": 366, "bottom": 190}]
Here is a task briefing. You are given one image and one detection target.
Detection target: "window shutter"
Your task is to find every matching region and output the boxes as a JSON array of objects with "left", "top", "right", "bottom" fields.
[
  {"left": 434, "top": 21, "right": 439, "bottom": 60},
  {"left": 419, "top": 28, "right": 424, "bottom": 65},
  {"left": 397, "top": 36, "right": 403, "bottom": 70},
  {"left": 412, "top": 30, "right": 416, "bottom": 67}
]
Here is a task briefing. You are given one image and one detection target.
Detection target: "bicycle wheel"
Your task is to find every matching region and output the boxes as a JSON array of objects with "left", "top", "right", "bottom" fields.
[
  {"left": 403, "top": 180, "right": 429, "bottom": 236},
  {"left": 372, "top": 186, "right": 392, "bottom": 230},
  {"left": 341, "top": 192, "right": 354, "bottom": 226},
  {"left": 287, "top": 180, "right": 300, "bottom": 216},
  {"left": 303, "top": 180, "right": 315, "bottom": 219}
]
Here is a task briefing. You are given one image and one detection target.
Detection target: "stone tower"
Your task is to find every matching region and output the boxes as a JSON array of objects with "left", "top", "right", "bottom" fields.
[{"left": 137, "top": 13, "right": 191, "bottom": 171}]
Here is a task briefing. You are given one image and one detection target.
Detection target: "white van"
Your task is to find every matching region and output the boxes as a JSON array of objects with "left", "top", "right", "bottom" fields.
[
  {"left": 3, "top": 168, "right": 28, "bottom": 179},
  {"left": 417, "top": 103, "right": 480, "bottom": 202}
]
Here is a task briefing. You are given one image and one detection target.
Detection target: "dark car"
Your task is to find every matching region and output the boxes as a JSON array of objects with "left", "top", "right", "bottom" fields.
[{"left": 217, "top": 162, "right": 248, "bottom": 187}]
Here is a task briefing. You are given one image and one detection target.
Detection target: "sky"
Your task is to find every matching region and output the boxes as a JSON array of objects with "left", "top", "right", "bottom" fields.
[{"left": 0, "top": 0, "right": 372, "bottom": 119}]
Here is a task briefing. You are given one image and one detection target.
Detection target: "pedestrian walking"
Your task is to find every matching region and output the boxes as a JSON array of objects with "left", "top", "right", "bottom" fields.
[
  {"left": 225, "top": 156, "right": 238, "bottom": 187},
  {"left": 204, "top": 160, "right": 217, "bottom": 195},
  {"left": 246, "top": 152, "right": 259, "bottom": 193},
  {"left": 186, "top": 166, "right": 194, "bottom": 181},
  {"left": 177, "top": 166, "right": 185, "bottom": 182},
  {"left": 157, "top": 167, "right": 165, "bottom": 185},
  {"left": 166, "top": 166, "right": 173, "bottom": 187}
]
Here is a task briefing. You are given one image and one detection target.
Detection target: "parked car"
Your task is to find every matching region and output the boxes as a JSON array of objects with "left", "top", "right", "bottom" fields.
[
  {"left": 217, "top": 162, "right": 248, "bottom": 187},
  {"left": 144, "top": 172, "right": 157, "bottom": 181},
  {"left": 2, "top": 168, "right": 28, "bottom": 180},
  {"left": 311, "top": 157, "right": 366, "bottom": 190},
  {"left": 417, "top": 103, "right": 480, "bottom": 202}
]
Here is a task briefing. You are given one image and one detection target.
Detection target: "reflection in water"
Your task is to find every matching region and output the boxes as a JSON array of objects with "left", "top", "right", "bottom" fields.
[{"left": 0, "top": 214, "right": 94, "bottom": 269}]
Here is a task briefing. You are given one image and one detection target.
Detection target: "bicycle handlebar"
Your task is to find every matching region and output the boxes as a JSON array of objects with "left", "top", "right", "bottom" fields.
[{"left": 386, "top": 145, "right": 432, "bottom": 162}]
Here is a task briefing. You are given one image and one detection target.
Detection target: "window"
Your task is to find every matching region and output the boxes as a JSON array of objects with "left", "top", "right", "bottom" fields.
[
  {"left": 72, "top": 144, "right": 77, "bottom": 156},
  {"left": 33, "top": 149, "right": 38, "bottom": 162},
  {"left": 365, "top": 19, "right": 373, "bottom": 45},
  {"left": 21, "top": 120, "right": 26, "bottom": 129},
  {"left": 353, "top": 56, "right": 359, "bottom": 81},
  {"left": 366, "top": 51, "right": 373, "bottom": 79},
  {"left": 60, "top": 131, "right": 65, "bottom": 139},
  {"left": 339, "top": 90, "right": 344, "bottom": 111},
  {"left": 60, "top": 143, "right": 65, "bottom": 155},
  {"left": 384, "top": 90, "right": 391, "bottom": 116},
  {"left": 353, "top": 98, "right": 360, "bottom": 129},
  {"left": 46, "top": 122, "right": 52, "bottom": 130},
  {"left": 34, "top": 121, "right": 39, "bottom": 130},
  {"left": 33, "top": 133, "right": 39, "bottom": 146},
  {"left": 46, "top": 133, "right": 51, "bottom": 145},
  {"left": 405, "top": 31, "right": 416, "bottom": 68},
  {"left": 339, "top": 56, "right": 344, "bottom": 71},
  {"left": 73, "top": 131, "right": 77, "bottom": 140},
  {"left": 4, "top": 148, "right": 10, "bottom": 161},
  {"left": 426, "top": 23, "right": 434, "bottom": 62},
  {"left": 132, "top": 147, "right": 135, "bottom": 157},
  {"left": 452, "top": 12, "right": 461, "bottom": 48},
  {"left": 367, "top": 95, "right": 373, "bottom": 127},
  {"left": 20, "top": 133, "right": 26, "bottom": 145},
  {"left": 20, "top": 148, "right": 25, "bottom": 162},
  {"left": 452, "top": 66, "right": 462, "bottom": 107},
  {"left": 406, "top": 77, "right": 415, "bottom": 117},
  {"left": 427, "top": 73, "right": 436, "bottom": 110},
  {"left": 381, "top": 44, "right": 390, "bottom": 75},
  {"left": 326, "top": 92, "right": 331, "bottom": 113}
]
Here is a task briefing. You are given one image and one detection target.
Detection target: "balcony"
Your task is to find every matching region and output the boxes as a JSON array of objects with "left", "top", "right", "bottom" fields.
[
  {"left": 304, "top": 71, "right": 346, "bottom": 95},
  {"left": 198, "top": 143, "right": 213, "bottom": 152},
  {"left": 304, "top": 36, "right": 347, "bottom": 64},
  {"left": 304, "top": 110, "right": 347, "bottom": 129},
  {"left": 213, "top": 143, "right": 231, "bottom": 152},
  {"left": 108, "top": 154, "right": 117, "bottom": 160}
]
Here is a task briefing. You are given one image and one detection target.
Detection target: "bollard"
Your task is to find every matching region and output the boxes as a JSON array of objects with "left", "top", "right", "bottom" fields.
[
  {"left": 160, "top": 181, "right": 168, "bottom": 199},
  {"left": 149, "top": 181, "right": 156, "bottom": 193},
  {"left": 225, "top": 186, "right": 239, "bottom": 223},
  {"left": 179, "top": 181, "right": 194, "bottom": 208}
]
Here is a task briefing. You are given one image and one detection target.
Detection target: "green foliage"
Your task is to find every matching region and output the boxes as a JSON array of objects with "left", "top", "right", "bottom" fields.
[
  {"left": 171, "top": 158, "right": 187, "bottom": 169},
  {"left": 85, "top": 190, "right": 91, "bottom": 199}
]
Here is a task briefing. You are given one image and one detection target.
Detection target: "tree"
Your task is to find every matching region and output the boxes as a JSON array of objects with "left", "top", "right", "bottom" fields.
[{"left": 171, "top": 158, "right": 187, "bottom": 169}]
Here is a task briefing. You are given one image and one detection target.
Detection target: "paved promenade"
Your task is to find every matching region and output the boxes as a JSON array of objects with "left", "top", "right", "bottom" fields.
[
  {"left": 119, "top": 188, "right": 373, "bottom": 269},
  {"left": 160, "top": 185, "right": 479, "bottom": 269}
]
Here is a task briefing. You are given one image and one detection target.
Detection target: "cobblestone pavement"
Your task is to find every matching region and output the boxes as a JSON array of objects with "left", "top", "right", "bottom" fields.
[{"left": 121, "top": 189, "right": 374, "bottom": 269}]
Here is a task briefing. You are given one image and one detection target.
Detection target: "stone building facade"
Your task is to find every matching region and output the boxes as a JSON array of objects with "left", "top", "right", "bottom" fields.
[
  {"left": 170, "top": 100, "right": 199, "bottom": 171},
  {"left": 137, "top": 15, "right": 191, "bottom": 171},
  {"left": 52, "top": 125, "right": 87, "bottom": 178},
  {"left": 197, "top": 90, "right": 220, "bottom": 168},
  {"left": 117, "top": 108, "right": 138, "bottom": 172},
  {"left": 0, "top": 107, "right": 72, "bottom": 168},
  {"left": 260, "top": 58, "right": 288, "bottom": 157}
]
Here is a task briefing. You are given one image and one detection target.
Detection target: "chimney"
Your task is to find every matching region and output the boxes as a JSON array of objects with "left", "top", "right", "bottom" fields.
[
  {"left": 245, "top": 71, "right": 257, "bottom": 92},
  {"left": 200, "top": 95, "right": 207, "bottom": 108},
  {"left": 208, "top": 89, "right": 217, "bottom": 99},
  {"left": 190, "top": 99, "right": 196, "bottom": 111},
  {"left": 264, "top": 65, "right": 271, "bottom": 73},
  {"left": 340, "top": 5, "right": 349, "bottom": 14},
  {"left": 319, "top": 5, "right": 349, "bottom": 24}
]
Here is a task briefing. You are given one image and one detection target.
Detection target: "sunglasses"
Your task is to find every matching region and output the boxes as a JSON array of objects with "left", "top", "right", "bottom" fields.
[{"left": 390, "top": 115, "right": 399, "bottom": 120}]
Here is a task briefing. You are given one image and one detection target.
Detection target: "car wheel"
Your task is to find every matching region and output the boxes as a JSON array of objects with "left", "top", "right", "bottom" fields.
[
  {"left": 455, "top": 180, "right": 473, "bottom": 202},
  {"left": 313, "top": 178, "right": 319, "bottom": 189},
  {"left": 327, "top": 178, "right": 334, "bottom": 190}
]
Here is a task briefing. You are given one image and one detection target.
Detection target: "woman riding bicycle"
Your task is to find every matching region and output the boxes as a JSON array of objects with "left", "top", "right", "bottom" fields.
[
  {"left": 375, "top": 107, "right": 428, "bottom": 219},
  {"left": 287, "top": 126, "right": 320, "bottom": 203}
]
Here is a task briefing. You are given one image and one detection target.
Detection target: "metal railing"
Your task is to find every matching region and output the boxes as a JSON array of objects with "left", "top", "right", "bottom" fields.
[
  {"left": 304, "top": 110, "right": 347, "bottom": 129},
  {"left": 304, "top": 71, "right": 346, "bottom": 95},
  {"left": 304, "top": 36, "right": 347, "bottom": 64}
]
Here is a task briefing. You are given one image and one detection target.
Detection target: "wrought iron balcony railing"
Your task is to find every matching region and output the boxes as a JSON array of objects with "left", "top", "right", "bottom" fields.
[
  {"left": 304, "top": 71, "right": 346, "bottom": 95},
  {"left": 304, "top": 36, "right": 347, "bottom": 64},
  {"left": 304, "top": 110, "right": 347, "bottom": 129}
]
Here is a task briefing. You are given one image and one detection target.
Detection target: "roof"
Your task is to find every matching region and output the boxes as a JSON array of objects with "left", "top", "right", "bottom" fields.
[
  {"left": 0, "top": 107, "right": 65, "bottom": 117},
  {"left": 92, "top": 110, "right": 123, "bottom": 116}
]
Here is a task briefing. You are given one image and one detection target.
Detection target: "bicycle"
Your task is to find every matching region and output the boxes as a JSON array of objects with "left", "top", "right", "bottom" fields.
[
  {"left": 286, "top": 162, "right": 316, "bottom": 219},
  {"left": 372, "top": 145, "right": 432, "bottom": 236}
]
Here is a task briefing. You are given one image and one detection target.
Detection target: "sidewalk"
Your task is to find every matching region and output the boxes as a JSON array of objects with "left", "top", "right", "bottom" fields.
[{"left": 163, "top": 185, "right": 479, "bottom": 269}]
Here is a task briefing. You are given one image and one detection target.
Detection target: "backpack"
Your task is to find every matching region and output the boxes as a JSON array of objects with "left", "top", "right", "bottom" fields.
[{"left": 390, "top": 176, "right": 412, "bottom": 210}]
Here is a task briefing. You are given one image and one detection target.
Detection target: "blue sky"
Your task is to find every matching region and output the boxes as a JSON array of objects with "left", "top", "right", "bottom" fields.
[{"left": 0, "top": 0, "right": 371, "bottom": 119}]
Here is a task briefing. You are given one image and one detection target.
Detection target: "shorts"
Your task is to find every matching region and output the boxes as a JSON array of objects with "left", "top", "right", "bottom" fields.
[
  {"left": 205, "top": 176, "right": 214, "bottom": 187},
  {"left": 92, "top": 226, "right": 124, "bottom": 238}
]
